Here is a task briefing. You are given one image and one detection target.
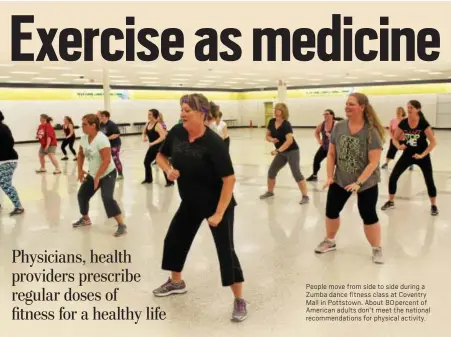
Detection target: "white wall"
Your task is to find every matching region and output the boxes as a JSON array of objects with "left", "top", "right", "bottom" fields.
[
  {"left": 2, "top": 99, "right": 240, "bottom": 142},
  {"left": 1, "top": 88, "right": 449, "bottom": 143},
  {"left": 239, "top": 94, "right": 439, "bottom": 128}
]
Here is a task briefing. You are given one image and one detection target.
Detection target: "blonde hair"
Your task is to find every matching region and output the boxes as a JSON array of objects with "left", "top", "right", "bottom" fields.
[
  {"left": 349, "top": 93, "right": 386, "bottom": 144},
  {"left": 396, "top": 106, "right": 406, "bottom": 118},
  {"left": 274, "top": 102, "right": 289, "bottom": 120}
]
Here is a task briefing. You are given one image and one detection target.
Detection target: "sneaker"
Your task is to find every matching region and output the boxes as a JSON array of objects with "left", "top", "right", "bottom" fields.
[
  {"left": 114, "top": 224, "right": 127, "bottom": 237},
  {"left": 381, "top": 163, "right": 388, "bottom": 169},
  {"left": 314, "top": 238, "right": 336, "bottom": 254},
  {"left": 153, "top": 278, "right": 187, "bottom": 297},
  {"left": 116, "top": 175, "right": 124, "bottom": 181},
  {"left": 381, "top": 201, "right": 395, "bottom": 210},
  {"left": 9, "top": 208, "right": 24, "bottom": 216},
  {"left": 259, "top": 191, "right": 274, "bottom": 199},
  {"left": 306, "top": 175, "right": 318, "bottom": 182},
  {"left": 409, "top": 165, "right": 414, "bottom": 171},
  {"left": 72, "top": 217, "right": 92, "bottom": 227},
  {"left": 165, "top": 182, "right": 175, "bottom": 187},
  {"left": 299, "top": 196, "right": 309, "bottom": 204},
  {"left": 61, "top": 157, "right": 68, "bottom": 161},
  {"left": 431, "top": 205, "right": 439, "bottom": 216},
  {"left": 372, "top": 247, "right": 384, "bottom": 264},
  {"left": 231, "top": 298, "right": 248, "bottom": 322}
]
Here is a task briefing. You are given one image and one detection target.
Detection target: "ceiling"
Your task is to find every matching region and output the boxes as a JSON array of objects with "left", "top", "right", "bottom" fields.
[{"left": 1, "top": 59, "right": 451, "bottom": 91}]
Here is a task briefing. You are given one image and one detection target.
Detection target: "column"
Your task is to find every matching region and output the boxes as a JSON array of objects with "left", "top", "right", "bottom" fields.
[
  {"left": 102, "top": 67, "right": 111, "bottom": 112},
  {"left": 277, "top": 79, "right": 287, "bottom": 103}
]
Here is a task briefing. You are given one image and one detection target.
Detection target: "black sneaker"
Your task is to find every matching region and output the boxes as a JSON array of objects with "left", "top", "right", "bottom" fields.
[
  {"left": 306, "top": 175, "right": 318, "bottom": 182},
  {"left": 381, "top": 201, "right": 395, "bottom": 210},
  {"left": 431, "top": 205, "right": 439, "bottom": 216},
  {"left": 381, "top": 163, "right": 388, "bottom": 169},
  {"left": 10, "top": 208, "right": 24, "bottom": 216}
]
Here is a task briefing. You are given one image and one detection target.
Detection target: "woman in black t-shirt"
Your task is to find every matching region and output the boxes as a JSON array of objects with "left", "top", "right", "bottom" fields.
[
  {"left": 152, "top": 93, "right": 247, "bottom": 323},
  {"left": 259, "top": 103, "right": 309, "bottom": 204},
  {"left": 381, "top": 100, "right": 438, "bottom": 216}
]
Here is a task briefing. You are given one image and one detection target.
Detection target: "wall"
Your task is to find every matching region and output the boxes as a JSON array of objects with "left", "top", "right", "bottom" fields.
[
  {"left": 238, "top": 83, "right": 451, "bottom": 129},
  {"left": 0, "top": 89, "right": 240, "bottom": 142},
  {"left": 1, "top": 83, "right": 450, "bottom": 143}
]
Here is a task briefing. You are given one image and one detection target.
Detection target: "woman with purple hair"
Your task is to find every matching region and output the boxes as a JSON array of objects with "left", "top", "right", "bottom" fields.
[{"left": 152, "top": 93, "right": 247, "bottom": 323}]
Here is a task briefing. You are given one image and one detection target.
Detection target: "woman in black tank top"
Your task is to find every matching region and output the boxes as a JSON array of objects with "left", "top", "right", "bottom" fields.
[
  {"left": 142, "top": 109, "right": 173, "bottom": 186},
  {"left": 61, "top": 116, "right": 77, "bottom": 161}
]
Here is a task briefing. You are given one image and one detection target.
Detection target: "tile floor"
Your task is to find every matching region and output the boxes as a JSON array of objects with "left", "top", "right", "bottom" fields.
[{"left": 1, "top": 128, "right": 450, "bottom": 337}]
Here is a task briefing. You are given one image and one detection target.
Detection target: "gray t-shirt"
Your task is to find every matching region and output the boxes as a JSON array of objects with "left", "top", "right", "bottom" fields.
[{"left": 330, "top": 120, "right": 382, "bottom": 192}]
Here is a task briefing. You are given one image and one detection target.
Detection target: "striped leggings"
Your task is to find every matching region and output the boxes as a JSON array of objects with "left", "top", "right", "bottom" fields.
[
  {"left": 0, "top": 161, "right": 22, "bottom": 209},
  {"left": 111, "top": 146, "right": 123, "bottom": 175}
]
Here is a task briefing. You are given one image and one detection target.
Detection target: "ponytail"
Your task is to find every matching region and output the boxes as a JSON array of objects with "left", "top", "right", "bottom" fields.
[
  {"left": 349, "top": 92, "right": 385, "bottom": 144},
  {"left": 364, "top": 103, "right": 386, "bottom": 144},
  {"left": 40, "top": 114, "right": 52, "bottom": 123}
]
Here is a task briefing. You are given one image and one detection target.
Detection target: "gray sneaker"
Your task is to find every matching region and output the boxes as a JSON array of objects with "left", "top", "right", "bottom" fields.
[
  {"left": 231, "top": 298, "right": 247, "bottom": 322},
  {"left": 259, "top": 191, "right": 274, "bottom": 199},
  {"left": 72, "top": 217, "right": 92, "bottom": 228},
  {"left": 372, "top": 247, "right": 384, "bottom": 264},
  {"left": 153, "top": 278, "right": 187, "bottom": 297},
  {"left": 299, "top": 196, "right": 310, "bottom": 204},
  {"left": 314, "top": 238, "right": 336, "bottom": 253},
  {"left": 114, "top": 224, "right": 127, "bottom": 237}
]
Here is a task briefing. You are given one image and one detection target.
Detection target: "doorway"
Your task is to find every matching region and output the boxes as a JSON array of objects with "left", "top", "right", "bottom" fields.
[{"left": 264, "top": 102, "right": 273, "bottom": 127}]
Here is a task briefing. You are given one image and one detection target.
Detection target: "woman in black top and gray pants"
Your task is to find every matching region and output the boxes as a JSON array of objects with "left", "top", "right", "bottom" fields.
[
  {"left": 381, "top": 100, "right": 438, "bottom": 216},
  {"left": 0, "top": 111, "right": 24, "bottom": 216},
  {"left": 260, "top": 103, "right": 309, "bottom": 204}
]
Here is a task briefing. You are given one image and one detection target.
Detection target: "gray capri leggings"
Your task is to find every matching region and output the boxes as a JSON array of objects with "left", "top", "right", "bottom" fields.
[{"left": 268, "top": 149, "right": 304, "bottom": 182}]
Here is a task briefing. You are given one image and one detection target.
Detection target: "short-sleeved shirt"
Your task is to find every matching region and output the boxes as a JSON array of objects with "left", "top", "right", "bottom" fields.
[
  {"left": 159, "top": 124, "right": 236, "bottom": 214},
  {"left": 331, "top": 120, "right": 383, "bottom": 192},
  {"left": 267, "top": 118, "right": 299, "bottom": 151},
  {"left": 37, "top": 123, "right": 57, "bottom": 148},
  {"left": 398, "top": 118, "right": 430, "bottom": 155},
  {"left": 100, "top": 120, "right": 121, "bottom": 147},
  {"left": 80, "top": 132, "right": 116, "bottom": 178}
]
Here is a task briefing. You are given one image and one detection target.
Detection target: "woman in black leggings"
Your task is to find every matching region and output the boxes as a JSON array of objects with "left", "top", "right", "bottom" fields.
[
  {"left": 152, "top": 93, "right": 247, "bottom": 322},
  {"left": 381, "top": 100, "right": 438, "bottom": 216},
  {"left": 142, "top": 109, "right": 173, "bottom": 186},
  {"left": 61, "top": 116, "right": 77, "bottom": 161},
  {"left": 306, "top": 109, "right": 336, "bottom": 181},
  {"left": 314, "top": 92, "right": 386, "bottom": 264}
]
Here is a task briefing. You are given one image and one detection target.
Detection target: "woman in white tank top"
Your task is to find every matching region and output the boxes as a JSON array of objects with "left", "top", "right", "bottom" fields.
[{"left": 216, "top": 111, "right": 230, "bottom": 151}]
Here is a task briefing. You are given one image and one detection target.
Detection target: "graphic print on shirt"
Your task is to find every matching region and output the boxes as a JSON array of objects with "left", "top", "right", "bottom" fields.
[
  {"left": 37, "top": 128, "right": 45, "bottom": 140},
  {"left": 173, "top": 138, "right": 205, "bottom": 159},
  {"left": 403, "top": 129, "right": 421, "bottom": 147},
  {"left": 337, "top": 135, "right": 363, "bottom": 174},
  {"left": 84, "top": 145, "right": 94, "bottom": 161}
]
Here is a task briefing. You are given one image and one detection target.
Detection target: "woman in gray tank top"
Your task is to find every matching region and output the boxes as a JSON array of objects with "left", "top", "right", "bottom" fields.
[{"left": 314, "top": 93, "right": 386, "bottom": 264}]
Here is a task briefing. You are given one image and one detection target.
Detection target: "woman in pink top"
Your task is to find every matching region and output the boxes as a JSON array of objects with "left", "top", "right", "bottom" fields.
[{"left": 381, "top": 107, "right": 407, "bottom": 169}]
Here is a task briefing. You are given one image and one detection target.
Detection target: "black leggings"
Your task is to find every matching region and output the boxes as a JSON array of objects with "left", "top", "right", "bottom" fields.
[
  {"left": 389, "top": 152, "right": 437, "bottom": 197},
  {"left": 61, "top": 137, "right": 76, "bottom": 156},
  {"left": 326, "top": 183, "right": 379, "bottom": 225},
  {"left": 161, "top": 203, "right": 244, "bottom": 287},
  {"left": 144, "top": 145, "right": 170, "bottom": 184},
  {"left": 312, "top": 146, "right": 328, "bottom": 175},
  {"left": 386, "top": 139, "right": 398, "bottom": 160}
]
